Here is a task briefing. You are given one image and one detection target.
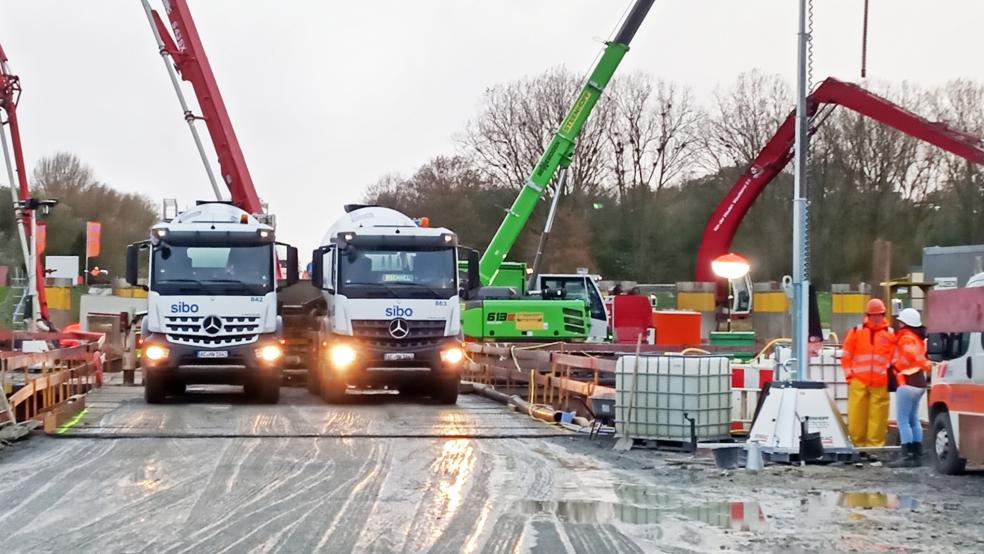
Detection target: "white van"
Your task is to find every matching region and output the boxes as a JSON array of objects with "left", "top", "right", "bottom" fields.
[{"left": 927, "top": 272, "right": 984, "bottom": 474}]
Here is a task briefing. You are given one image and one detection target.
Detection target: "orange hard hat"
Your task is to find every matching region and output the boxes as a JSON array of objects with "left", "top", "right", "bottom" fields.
[{"left": 866, "top": 298, "right": 886, "bottom": 315}]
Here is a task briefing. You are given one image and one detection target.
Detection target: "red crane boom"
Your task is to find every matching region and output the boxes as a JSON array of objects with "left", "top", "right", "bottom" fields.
[
  {"left": 146, "top": 0, "right": 262, "bottom": 213},
  {"left": 0, "top": 42, "right": 49, "bottom": 322},
  {"left": 695, "top": 77, "right": 984, "bottom": 283}
]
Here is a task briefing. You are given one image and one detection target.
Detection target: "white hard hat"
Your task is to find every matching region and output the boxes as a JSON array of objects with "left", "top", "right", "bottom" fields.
[{"left": 897, "top": 308, "right": 922, "bottom": 328}]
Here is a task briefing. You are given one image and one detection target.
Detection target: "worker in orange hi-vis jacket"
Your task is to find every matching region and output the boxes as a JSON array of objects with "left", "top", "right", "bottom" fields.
[
  {"left": 840, "top": 299, "right": 896, "bottom": 448},
  {"left": 888, "top": 308, "right": 933, "bottom": 467}
]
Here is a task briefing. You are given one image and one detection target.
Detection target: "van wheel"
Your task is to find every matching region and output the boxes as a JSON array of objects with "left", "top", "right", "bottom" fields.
[
  {"left": 933, "top": 411, "right": 966, "bottom": 475},
  {"left": 432, "top": 374, "right": 460, "bottom": 405},
  {"left": 144, "top": 371, "right": 166, "bottom": 404}
]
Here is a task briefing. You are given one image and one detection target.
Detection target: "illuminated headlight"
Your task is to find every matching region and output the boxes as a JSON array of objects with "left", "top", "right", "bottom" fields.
[
  {"left": 258, "top": 230, "right": 271, "bottom": 239},
  {"left": 145, "top": 345, "right": 170, "bottom": 361},
  {"left": 329, "top": 344, "right": 357, "bottom": 369},
  {"left": 440, "top": 346, "right": 464, "bottom": 365},
  {"left": 153, "top": 228, "right": 168, "bottom": 239},
  {"left": 443, "top": 234, "right": 454, "bottom": 243},
  {"left": 256, "top": 344, "right": 283, "bottom": 362}
]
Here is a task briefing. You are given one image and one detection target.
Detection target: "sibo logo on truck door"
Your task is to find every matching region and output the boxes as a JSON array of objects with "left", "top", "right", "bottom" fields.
[
  {"left": 385, "top": 305, "right": 414, "bottom": 318},
  {"left": 170, "top": 301, "right": 200, "bottom": 314}
]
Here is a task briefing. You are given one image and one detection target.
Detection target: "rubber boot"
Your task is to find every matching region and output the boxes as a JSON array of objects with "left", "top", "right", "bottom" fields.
[
  {"left": 910, "top": 441, "right": 924, "bottom": 467},
  {"left": 888, "top": 443, "right": 913, "bottom": 468}
]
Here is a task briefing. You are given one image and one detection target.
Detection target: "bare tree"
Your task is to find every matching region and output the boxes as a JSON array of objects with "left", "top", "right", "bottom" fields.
[
  {"left": 460, "top": 66, "right": 613, "bottom": 196},
  {"left": 698, "top": 70, "right": 792, "bottom": 172},
  {"left": 605, "top": 73, "right": 701, "bottom": 198}
]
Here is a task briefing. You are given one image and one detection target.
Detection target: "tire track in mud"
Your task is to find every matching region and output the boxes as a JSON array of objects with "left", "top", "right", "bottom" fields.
[
  {"left": 481, "top": 514, "right": 527, "bottom": 554},
  {"left": 564, "top": 523, "right": 646, "bottom": 554}
]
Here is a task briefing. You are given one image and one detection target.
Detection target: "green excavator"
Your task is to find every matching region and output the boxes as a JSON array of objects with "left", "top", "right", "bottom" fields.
[{"left": 461, "top": 0, "right": 655, "bottom": 341}]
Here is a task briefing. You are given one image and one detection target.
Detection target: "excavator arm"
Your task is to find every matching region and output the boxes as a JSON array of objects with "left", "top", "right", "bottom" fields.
[
  {"left": 696, "top": 77, "right": 984, "bottom": 284},
  {"left": 478, "top": 0, "right": 654, "bottom": 285}
]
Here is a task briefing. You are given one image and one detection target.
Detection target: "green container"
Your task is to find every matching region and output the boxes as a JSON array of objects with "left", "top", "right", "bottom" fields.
[{"left": 709, "top": 331, "right": 756, "bottom": 347}]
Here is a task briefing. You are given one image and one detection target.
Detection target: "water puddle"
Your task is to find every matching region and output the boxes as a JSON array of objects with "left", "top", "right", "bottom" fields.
[{"left": 517, "top": 487, "right": 917, "bottom": 532}]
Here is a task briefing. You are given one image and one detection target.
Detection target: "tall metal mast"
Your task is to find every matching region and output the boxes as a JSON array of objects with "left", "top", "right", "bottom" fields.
[{"left": 792, "top": 0, "right": 811, "bottom": 379}]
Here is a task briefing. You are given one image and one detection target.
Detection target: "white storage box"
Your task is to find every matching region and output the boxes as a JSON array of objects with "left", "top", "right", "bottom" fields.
[{"left": 616, "top": 355, "right": 732, "bottom": 442}]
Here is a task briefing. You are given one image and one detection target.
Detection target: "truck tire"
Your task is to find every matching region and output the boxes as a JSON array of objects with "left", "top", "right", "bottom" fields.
[
  {"left": 432, "top": 374, "right": 460, "bottom": 405},
  {"left": 322, "top": 371, "right": 348, "bottom": 404},
  {"left": 167, "top": 382, "right": 186, "bottom": 397},
  {"left": 933, "top": 411, "right": 966, "bottom": 475},
  {"left": 306, "top": 365, "right": 321, "bottom": 397},
  {"left": 144, "top": 371, "right": 166, "bottom": 404},
  {"left": 259, "top": 377, "right": 281, "bottom": 404}
]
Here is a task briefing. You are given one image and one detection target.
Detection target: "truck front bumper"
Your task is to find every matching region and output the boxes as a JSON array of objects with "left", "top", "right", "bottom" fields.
[
  {"left": 322, "top": 337, "right": 463, "bottom": 386},
  {"left": 140, "top": 333, "right": 283, "bottom": 384}
]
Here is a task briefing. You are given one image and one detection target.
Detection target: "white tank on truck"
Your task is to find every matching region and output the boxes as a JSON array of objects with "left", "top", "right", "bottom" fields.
[
  {"left": 126, "top": 201, "right": 299, "bottom": 404},
  {"left": 309, "top": 205, "right": 475, "bottom": 404}
]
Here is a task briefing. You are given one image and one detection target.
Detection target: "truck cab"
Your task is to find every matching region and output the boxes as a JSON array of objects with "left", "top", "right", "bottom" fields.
[
  {"left": 310, "top": 206, "right": 464, "bottom": 404},
  {"left": 927, "top": 271, "right": 984, "bottom": 474},
  {"left": 127, "top": 202, "right": 298, "bottom": 404}
]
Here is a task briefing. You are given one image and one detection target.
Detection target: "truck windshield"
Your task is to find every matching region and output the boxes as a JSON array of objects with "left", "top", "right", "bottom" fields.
[
  {"left": 152, "top": 243, "right": 273, "bottom": 296},
  {"left": 338, "top": 247, "right": 456, "bottom": 299}
]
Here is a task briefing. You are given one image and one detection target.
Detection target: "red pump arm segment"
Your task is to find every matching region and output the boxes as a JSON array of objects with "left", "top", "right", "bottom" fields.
[
  {"left": 150, "top": 0, "right": 261, "bottom": 213},
  {"left": 0, "top": 43, "right": 49, "bottom": 320},
  {"left": 695, "top": 77, "right": 984, "bottom": 282}
]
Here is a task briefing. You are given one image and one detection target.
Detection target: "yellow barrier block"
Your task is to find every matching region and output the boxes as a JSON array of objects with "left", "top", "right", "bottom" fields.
[
  {"left": 677, "top": 291, "right": 715, "bottom": 312},
  {"left": 113, "top": 287, "right": 148, "bottom": 298},
  {"left": 832, "top": 293, "right": 869, "bottom": 314},
  {"left": 754, "top": 291, "right": 789, "bottom": 313},
  {"left": 44, "top": 287, "right": 72, "bottom": 310}
]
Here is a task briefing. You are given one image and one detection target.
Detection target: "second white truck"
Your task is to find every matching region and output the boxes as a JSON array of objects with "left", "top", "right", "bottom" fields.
[{"left": 309, "top": 205, "right": 474, "bottom": 404}]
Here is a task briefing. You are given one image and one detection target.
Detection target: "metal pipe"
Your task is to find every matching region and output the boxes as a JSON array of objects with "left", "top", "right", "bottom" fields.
[
  {"left": 792, "top": 0, "right": 812, "bottom": 381},
  {"left": 527, "top": 169, "right": 566, "bottom": 290},
  {"left": 139, "top": 0, "right": 223, "bottom": 201}
]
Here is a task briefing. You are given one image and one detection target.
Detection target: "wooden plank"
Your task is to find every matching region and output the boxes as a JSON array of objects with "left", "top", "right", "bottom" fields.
[
  {"left": 43, "top": 394, "right": 86, "bottom": 433},
  {"left": 927, "top": 287, "right": 984, "bottom": 332}
]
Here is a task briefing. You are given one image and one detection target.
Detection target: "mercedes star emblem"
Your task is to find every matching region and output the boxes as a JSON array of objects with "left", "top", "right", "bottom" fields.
[
  {"left": 388, "top": 318, "right": 410, "bottom": 339},
  {"left": 202, "top": 316, "right": 223, "bottom": 335}
]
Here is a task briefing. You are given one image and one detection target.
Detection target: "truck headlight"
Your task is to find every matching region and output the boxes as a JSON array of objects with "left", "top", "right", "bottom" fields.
[
  {"left": 256, "top": 344, "right": 283, "bottom": 362},
  {"left": 145, "top": 345, "right": 170, "bottom": 361},
  {"left": 329, "top": 344, "right": 357, "bottom": 369},
  {"left": 441, "top": 346, "right": 464, "bottom": 365}
]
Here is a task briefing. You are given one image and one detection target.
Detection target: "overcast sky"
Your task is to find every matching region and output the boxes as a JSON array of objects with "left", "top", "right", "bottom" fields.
[{"left": 2, "top": 1, "right": 982, "bottom": 252}]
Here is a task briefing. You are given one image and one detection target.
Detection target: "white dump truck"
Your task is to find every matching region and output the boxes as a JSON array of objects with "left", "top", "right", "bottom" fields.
[
  {"left": 308, "top": 205, "right": 474, "bottom": 404},
  {"left": 126, "top": 201, "right": 298, "bottom": 404}
]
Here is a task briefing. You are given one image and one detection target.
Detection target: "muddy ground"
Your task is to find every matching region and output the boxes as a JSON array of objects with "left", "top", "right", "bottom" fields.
[{"left": 1, "top": 384, "right": 981, "bottom": 553}]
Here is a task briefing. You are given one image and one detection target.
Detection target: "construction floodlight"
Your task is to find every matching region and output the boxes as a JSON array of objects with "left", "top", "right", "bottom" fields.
[{"left": 711, "top": 252, "right": 751, "bottom": 280}]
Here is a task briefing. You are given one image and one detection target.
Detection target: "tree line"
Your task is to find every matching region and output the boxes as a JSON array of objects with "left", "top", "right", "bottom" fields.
[
  {"left": 0, "top": 152, "right": 157, "bottom": 283},
  {"left": 366, "top": 69, "right": 984, "bottom": 286}
]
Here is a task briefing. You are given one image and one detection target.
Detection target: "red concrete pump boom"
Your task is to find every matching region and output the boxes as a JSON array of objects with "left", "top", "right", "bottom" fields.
[
  {"left": 146, "top": 0, "right": 262, "bottom": 213},
  {"left": 695, "top": 77, "right": 984, "bottom": 283},
  {"left": 0, "top": 42, "right": 49, "bottom": 322}
]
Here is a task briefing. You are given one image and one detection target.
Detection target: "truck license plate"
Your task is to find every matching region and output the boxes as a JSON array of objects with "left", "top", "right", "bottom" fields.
[
  {"left": 197, "top": 351, "right": 229, "bottom": 359},
  {"left": 384, "top": 352, "right": 414, "bottom": 361}
]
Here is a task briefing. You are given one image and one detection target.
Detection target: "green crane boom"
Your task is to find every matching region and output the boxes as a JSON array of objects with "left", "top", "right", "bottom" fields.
[{"left": 478, "top": 0, "right": 655, "bottom": 285}]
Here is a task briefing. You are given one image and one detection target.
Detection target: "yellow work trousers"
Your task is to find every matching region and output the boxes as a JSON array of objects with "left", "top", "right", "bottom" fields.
[{"left": 847, "top": 379, "right": 889, "bottom": 447}]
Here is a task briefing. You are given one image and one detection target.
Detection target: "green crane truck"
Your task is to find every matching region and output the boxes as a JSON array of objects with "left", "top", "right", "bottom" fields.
[{"left": 462, "top": 0, "right": 655, "bottom": 342}]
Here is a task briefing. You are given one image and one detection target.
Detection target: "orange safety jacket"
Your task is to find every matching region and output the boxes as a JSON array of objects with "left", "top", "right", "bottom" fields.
[
  {"left": 892, "top": 327, "right": 932, "bottom": 387},
  {"left": 841, "top": 317, "right": 895, "bottom": 387}
]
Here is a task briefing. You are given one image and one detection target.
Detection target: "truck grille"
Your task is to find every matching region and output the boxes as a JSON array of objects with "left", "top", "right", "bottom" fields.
[
  {"left": 164, "top": 315, "right": 261, "bottom": 347},
  {"left": 351, "top": 319, "right": 447, "bottom": 350}
]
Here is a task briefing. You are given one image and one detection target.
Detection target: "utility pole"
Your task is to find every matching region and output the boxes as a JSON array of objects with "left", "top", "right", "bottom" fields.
[{"left": 792, "top": 0, "right": 811, "bottom": 380}]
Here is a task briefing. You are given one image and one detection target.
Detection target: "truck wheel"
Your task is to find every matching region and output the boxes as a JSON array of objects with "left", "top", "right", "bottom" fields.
[
  {"left": 432, "top": 374, "right": 460, "bottom": 405},
  {"left": 322, "top": 371, "right": 348, "bottom": 404},
  {"left": 933, "top": 411, "right": 966, "bottom": 475},
  {"left": 144, "top": 371, "right": 166, "bottom": 404},
  {"left": 306, "top": 365, "right": 321, "bottom": 397},
  {"left": 167, "top": 382, "right": 186, "bottom": 397},
  {"left": 259, "top": 377, "right": 281, "bottom": 404}
]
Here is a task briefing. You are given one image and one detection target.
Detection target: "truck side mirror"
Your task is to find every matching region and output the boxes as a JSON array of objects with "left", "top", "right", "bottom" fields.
[
  {"left": 466, "top": 249, "right": 480, "bottom": 299},
  {"left": 311, "top": 247, "right": 334, "bottom": 293},
  {"left": 126, "top": 242, "right": 148, "bottom": 290},
  {"left": 285, "top": 246, "right": 299, "bottom": 286}
]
